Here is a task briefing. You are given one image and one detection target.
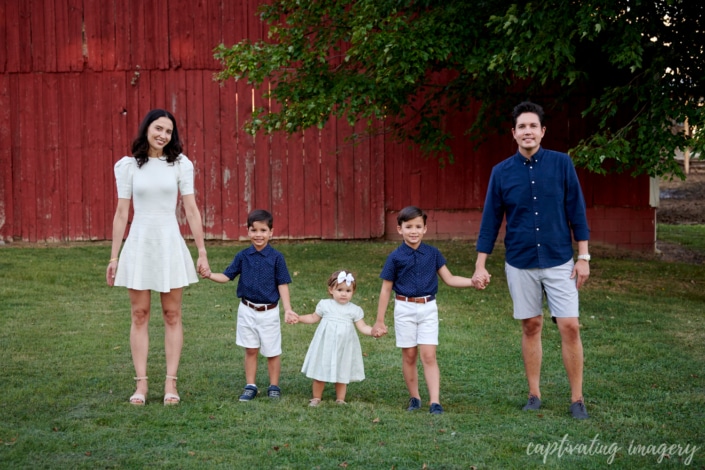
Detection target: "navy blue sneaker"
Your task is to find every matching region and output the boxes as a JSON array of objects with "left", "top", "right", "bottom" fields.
[
  {"left": 406, "top": 397, "right": 421, "bottom": 411},
  {"left": 429, "top": 403, "right": 444, "bottom": 414},
  {"left": 239, "top": 385, "right": 258, "bottom": 402},
  {"left": 569, "top": 400, "right": 589, "bottom": 419},
  {"left": 267, "top": 385, "right": 281, "bottom": 399},
  {"left": 522, "top": 395, "right": 542, "bottom": 411}
]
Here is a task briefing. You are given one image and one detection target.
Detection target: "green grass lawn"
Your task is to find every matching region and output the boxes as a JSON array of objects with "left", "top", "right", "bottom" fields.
[
  {"left": 0, "top": 239, "right": 703, "bottom": 469},
  {"left": 658, "top": 224, "right": 705, "bottom": 253}
]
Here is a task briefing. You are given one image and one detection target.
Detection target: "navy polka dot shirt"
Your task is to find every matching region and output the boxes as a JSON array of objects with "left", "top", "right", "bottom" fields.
[
  {"left": 380, "top": 242, "right": 447, "bottom": 297},
  {"left": 223, "top": 244, "right": 292, "bottom": 304}
]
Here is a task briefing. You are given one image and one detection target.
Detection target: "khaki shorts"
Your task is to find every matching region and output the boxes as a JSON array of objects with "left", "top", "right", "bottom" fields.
[
  {"left": 505, "top": 260, "right": 579, "bottom": 320},
  {"left": 393, "top": 299, "right": 439, "bottom": 347},
  {"left": 236, "top": 301, "right": 282, "bottom": 357}
]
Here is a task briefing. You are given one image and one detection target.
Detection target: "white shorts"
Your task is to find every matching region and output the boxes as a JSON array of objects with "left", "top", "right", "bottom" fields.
[
  {"left": 505, "top": 260, "right": 579, "bottom": 320},
  {"left": 393, "top": 299, "right": 439, "bottom": 347},
  {"left": 236, "top": 301, "right": 282, "bottom": 357}
]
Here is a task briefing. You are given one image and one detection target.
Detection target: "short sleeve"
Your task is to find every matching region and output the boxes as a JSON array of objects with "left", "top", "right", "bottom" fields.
[
  {"left": 223, "top": 251, "right": 243, "bottom": 280},
  {"left": 114, "top": 157, "right": 136, "bottom": 199},
  {"left": 351, "top": 304, "right": 364, "bottom": 322},
  {"left": 274, "top": 252, "right": 293, "bottom": 285},
  {"left": 433, "top": 247, "right": 447, "bottom": 271},
  {"left": 315, "top": 300, "right": 328, "bottom": 317},
  {"left": 379, "top": 251, "right": 397, "bottom": 281},
  {"left": 176, "top": 154, "right": 195, "bottom": 196}
]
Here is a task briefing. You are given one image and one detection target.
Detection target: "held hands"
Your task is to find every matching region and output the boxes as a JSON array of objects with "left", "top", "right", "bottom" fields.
[
  {"left": 371, "top": 321, "right": 388, "bottom": 338},
  {"left": 198, "top": 264, "right": 212, "bottom": 279},
  {"left": 471, "top": 270, "right": 492, "bottom": 290},
  {"left": 284, "top": 310, "right": 299, "bottom": 324},
  {"left": 197, "top": 255, "right": 211, "bottom": 279}
]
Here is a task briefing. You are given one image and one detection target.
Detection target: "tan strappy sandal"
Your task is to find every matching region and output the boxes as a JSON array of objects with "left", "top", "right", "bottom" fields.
[
  {"left": 129, "top": 376, "right": 148, "bottom": 405},
  {"left": 164, "top": 375, "right": 180, "bottom": 405}
]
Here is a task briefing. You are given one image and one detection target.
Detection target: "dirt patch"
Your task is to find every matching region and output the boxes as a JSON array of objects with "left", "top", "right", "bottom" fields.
[
  {"left": 657, "top": 168, "right": 705, "bottom": 225},
  {"left": 656, "top": 165, "right": 705, "bottom": 264}
]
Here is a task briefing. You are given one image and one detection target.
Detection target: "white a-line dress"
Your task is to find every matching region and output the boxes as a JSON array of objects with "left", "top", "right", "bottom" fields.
[
  {"left": 112, "top": 155, "right": 199, "bottom": 292},
  {"left": 301, "top": 299, "right": 366, "bottom": 384}
]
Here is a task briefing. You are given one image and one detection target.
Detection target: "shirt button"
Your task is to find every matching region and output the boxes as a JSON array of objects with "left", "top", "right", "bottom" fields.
[
  {"left": 535, "top": 212, "right": 538, "bottom": 215},
  {"left": 536, "top": 228, "right": 540, "bottom": 231}
]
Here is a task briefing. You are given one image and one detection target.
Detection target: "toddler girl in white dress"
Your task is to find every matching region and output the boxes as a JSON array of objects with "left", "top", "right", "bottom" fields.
[{"left": 291, "top": 270, "right": 373, "bottom": 406}]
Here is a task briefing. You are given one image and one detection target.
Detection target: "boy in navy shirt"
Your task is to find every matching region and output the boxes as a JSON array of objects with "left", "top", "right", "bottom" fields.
[
  {"left": 202, "top": 209, "right": 297, "bottom": 401},
  {"left": 372, "top": 206, "right": 486, "bottom": 414}
]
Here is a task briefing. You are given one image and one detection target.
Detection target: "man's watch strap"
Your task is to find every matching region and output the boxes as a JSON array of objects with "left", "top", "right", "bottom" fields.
[{"left": 577, "top": 254, "right": 591, "bottom": 262}]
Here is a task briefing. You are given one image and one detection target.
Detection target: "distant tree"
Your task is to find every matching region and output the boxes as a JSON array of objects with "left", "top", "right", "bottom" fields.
[{"left": 215, "top": 0, "right": 705, "bottom": 178}]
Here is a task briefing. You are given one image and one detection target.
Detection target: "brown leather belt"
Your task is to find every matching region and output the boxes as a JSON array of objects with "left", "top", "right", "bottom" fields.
[
  {"left": 242, "top": 299, "right": 278, "bottom": 311},
  {"left": 395, "top": 294, "right": 435, "bottom": 304}
]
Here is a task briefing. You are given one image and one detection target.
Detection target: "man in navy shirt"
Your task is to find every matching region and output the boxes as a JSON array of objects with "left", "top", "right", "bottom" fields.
[{"left": 472, "top": 102, "right": 591, "bottom": 419}]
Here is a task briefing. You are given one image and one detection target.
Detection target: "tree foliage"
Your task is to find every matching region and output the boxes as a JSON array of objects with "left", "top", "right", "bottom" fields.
[{"left": 215, "top": 0, "right": 705, "bottom": 178}]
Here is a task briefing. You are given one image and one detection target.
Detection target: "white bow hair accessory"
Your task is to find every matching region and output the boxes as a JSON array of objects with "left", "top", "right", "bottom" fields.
[{"left": 337, "top": 271, "right": 355, "bottom": 286}]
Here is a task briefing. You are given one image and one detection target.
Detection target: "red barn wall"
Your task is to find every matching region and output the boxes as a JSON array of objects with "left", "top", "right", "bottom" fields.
[{"left": 0, "top": 0, "right": 655, "bottom": 251}]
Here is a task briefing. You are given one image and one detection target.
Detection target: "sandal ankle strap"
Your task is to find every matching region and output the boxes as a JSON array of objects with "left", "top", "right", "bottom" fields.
[
  {"left": 166, "top": 375, "right": 178, "bottom": 381},
  {"left": 134, "top": 376, "right": 148, "bottom": 381}
]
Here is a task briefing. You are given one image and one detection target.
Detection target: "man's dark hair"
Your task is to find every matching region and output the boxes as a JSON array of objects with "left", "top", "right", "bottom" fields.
[
  {"left": 397, "top": 206, "right": 427, "bottom": 226},
  {"left": 247, "top": 209, "right": 273, "bottom": 229},
  {"left": 512, "top": 101, "right": 545, "bottom": 127}
]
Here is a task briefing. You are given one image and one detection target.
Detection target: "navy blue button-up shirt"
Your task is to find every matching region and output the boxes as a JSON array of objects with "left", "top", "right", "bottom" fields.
[
  {"left": 380, "top": 242, "right": 447, "bottom": 297},
  {"left": 222, "top": 244, "right": 292, "bottom": 304},
  {"left": 476, "top": 147, "right": 590, "bottom": 269}
]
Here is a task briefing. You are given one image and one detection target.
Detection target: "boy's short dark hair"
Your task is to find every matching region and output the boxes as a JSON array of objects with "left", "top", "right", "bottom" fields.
[
  {"left": 247, "top": 209, "right": 273, "bottom": 229},
  {"left": 397, "top": 206, "right": 427, "bottom": 226},
  {"left": 512, "top": 101, "right": 545, "bottom": 127}
]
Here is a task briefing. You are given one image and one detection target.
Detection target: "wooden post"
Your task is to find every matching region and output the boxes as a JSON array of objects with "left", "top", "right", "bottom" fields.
[{"left": 684, "top": 117, "right": 691, "bottom": 175}]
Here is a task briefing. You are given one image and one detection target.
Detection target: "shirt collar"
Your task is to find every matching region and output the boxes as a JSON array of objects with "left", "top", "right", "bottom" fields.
[
  {"left": 246, "top": 244, "right": 272, "bottom": 256},
  {"left": 399, "top": 241, "right": 427, "bottom": 254},
  {"left": 515, "top": 146, "right": 544, "bottom": 165}
]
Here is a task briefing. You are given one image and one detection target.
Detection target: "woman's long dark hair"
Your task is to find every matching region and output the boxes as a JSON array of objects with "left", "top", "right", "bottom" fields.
[{"left": 131, "top": 109, "right": 183, "bottom": 168}]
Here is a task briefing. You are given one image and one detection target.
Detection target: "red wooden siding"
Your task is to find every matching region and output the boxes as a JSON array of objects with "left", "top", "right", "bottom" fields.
[{"left": 0, "top": 0, "right": 655, "bottom": 251}]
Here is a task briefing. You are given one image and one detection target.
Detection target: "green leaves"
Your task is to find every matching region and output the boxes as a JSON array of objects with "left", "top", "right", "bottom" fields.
[{"left": 215, "top": 0, "right": 705, "bottom": 178}]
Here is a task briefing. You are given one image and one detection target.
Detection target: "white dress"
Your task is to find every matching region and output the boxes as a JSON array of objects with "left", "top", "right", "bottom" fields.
[
  {"left": 301, "top": 299, "right": 366, "bottom": 384},
  {"left": 113, "top": 155, "right": 199, "bottom": 292}
]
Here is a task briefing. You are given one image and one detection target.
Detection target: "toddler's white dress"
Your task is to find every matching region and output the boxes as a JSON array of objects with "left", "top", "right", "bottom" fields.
[
  {"left": 112, "top": 155, "right": 198, "bottom": 292},
  {"left": 301, "top": 299, "right": 366, "bottom": 384}
]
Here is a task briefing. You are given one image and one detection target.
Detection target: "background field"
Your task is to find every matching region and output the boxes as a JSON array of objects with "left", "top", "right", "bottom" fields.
[{"left": 1, "top": 237, "right": 703, "bottom": 469}]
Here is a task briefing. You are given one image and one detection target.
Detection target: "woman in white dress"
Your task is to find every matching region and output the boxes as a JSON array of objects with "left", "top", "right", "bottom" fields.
[
  {"left": 106, "top": 109, "right": 209, "bottom": 406},
  {"left": 290, "top": 270, "right": 374, "bottom": 406}
]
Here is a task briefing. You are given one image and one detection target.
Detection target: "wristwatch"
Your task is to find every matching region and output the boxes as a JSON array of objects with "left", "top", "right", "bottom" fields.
[{"left": 577, "top": 254, "right": 591, "bottom": 262}]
